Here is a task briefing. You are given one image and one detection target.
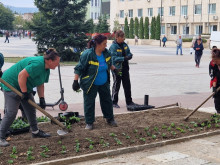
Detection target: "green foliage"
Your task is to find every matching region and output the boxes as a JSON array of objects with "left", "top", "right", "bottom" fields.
[
  {"left": 0, "top": 4, "right": 14, "bottom": 30},
  {"left": 182, "top": 38, "right": 207, "bottom": 43},
  {"left": 85, "top": 19, "right": 94, "bottom": 33},
  {"left": 144, "top": 17, "right": 149, "bottom": 39},
  {"left": 150, "top": 17, "right": 156, "bottom": 39},
  {"left": 29, "top": 0, "right": 89, "bottom": 61},
  {"left": 112, "top": 19, "right": 120, "bottom": 32},
  {"left": 139, "top": 17, "right": 144, "bottom": 39},
  {"left": 129, "top": 18, "right": 134, "bottom": 39},
  {"left": 134, "top": 17, "right": 139, "bottom": 37},
  {"left": 124, "top": 17, "right": 129, "bottom": 38},
  {"left": 155, "top": 15, "right": 161, "bottom": 40},
  {"left": 10, "top": 118, "right": 29, "bottom": 129},
  {"left": 95, "top": 15, "right": 109, "bottom": 33},
  {"left": 37, "top": 116, "right": 49, "bottom": 122}
]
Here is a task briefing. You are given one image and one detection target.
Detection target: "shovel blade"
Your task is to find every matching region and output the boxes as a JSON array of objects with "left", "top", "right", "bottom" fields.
[{"left": 57, "top": 130, "right": 68, "bottom": 136}]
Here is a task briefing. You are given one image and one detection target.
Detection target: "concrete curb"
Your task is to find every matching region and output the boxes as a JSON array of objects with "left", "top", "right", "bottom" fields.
[{"left": 32, "top": 130, "right": 220, "bottom": 165}]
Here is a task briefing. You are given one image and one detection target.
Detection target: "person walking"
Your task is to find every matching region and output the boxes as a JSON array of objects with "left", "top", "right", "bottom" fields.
[
  {"left": 190, "top": 36, "right": 196, "bottom": 55},
  {"left": 176, "top": 35, "right": 183, "bottom": 55},
  {"left": 162, "top": 35, "right": 167, "bottom": 47},
  {"left": 0, "top": 48, "right": 60, "bottom": 147},
  {"left": 110, "top": 30, "right": 137, "bottom": 109},
  {"left": 134, "top": 35, "right": 138, "bottom": 45},
  {"left": 4, "top": 31, "right": 9, "bottom": 43},
  {"left": 72, "top": 34, "right": 118, "bottom": 130},
  {"left": 210, "top": 48, "right": 220, "bottom": 113},
  {"left": 193, "top": 38, "right": 204, "bottom": 68}
]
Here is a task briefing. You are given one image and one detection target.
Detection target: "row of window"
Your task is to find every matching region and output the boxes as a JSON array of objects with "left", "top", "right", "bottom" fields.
[
  {"left": 119, "top": 3, "right": 216, "bottom": 18},
  {"left": 91, "top": 12, "right": 100, "bottom": 19},
  {"left": 91, "top": 0, "right": 100, "bottom": 7},
  {"left": 160, "top": 25, "right": 217, "bottom": 35}
]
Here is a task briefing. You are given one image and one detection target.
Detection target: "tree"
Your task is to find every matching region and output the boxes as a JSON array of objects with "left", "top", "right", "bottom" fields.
[
  {"left": 0, "top": 4, "right": 14, "bottom": 30},
  {"left": 29, "top": 0, "right": 89, "bottom": 61},
  {"left": 112, "top": 19, "right": 120, "bottom": 32},
  {"left": 144, "top": 17, "right": 149, "bottom": 39},
  {"left": 85, "top": 19, "right": 94, "bottom": 33},
  {"left": 134, "top": 17, "right": 139, "bottom": 37},
  {"left": 155, "top": 14, "right": 161, "bottom": 40},
  {"left": 150, "top": 17, "right": 156, "bottom": 39},
  {"left": 100, "top": 14, "right": 109, "bottom": 33},
  {"left": 124, "top": 17, "right": 129, "bottom": 38},
  {"left": 139, "top": 17, "right": 144, "bottom": 39},
  {"left": 129, "top": 18, "right": 134, "bottom": 39}
]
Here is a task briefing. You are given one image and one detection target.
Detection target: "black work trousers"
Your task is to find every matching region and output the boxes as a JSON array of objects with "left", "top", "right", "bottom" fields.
[{"left": 112, "top": 69, "right": 132, "bottom": 105}]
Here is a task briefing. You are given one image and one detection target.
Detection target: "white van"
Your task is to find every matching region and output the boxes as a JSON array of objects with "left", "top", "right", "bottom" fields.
[{"left": 210, "top": 31, "right": 220, "bottom": 49}]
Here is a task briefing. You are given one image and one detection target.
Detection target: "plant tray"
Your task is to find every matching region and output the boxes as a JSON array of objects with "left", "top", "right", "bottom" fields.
[
  {"left": 8, "top": 126, "right": 30, "bottom": 135},
  {"left": 127, "top": 104, "right": 155, "bottom": 111}
]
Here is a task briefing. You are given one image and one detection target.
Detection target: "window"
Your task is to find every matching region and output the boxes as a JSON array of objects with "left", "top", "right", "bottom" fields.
[
  {"left": 120, "top": 10, "right": 124, "bottom": 18},
  {"left": 171, "top": 26, "right": 177, "bottom": 34},
  {"left": 129, "top": 9, "right": 133, "bottom": 18},
  {"left": 161, "top": 25, "right": 165, "bottom": 35},
  {"left": 91, "top": 12, "right": 93, "bottom": 19},
  {"left": 95, "top": 0, "right": 97, "bottom": 6},
  {"left": 195, "top": 25, "right": 203, "bottom": 35},
  {"left": 169, "top": 6, "right": 175, "bottom": 16},
  {"left": 209, "top": 25, "right": 217, "bottom": 33},
  {"left": 148, "top": 8, "right": 153, "bottom": 17},
  {"left": 208, "top": 3, "right": 216, "bottom": 14},
  {"left": 181, "top": 5, "right": 188, "bottom": 16},
  {"left": 120, "top": 0, "right": 124, "bottom": 1},
  {"left": 138, "top": 9, "right": 143, "bottom": 17},
  {"left": 91, "top": 0, "right": 93, "bottom": 6},
  {"left": 158, "top": 7, "right": 164, "bottom": 16},
  {"left": 195, "top": 4, "right": 202, "bottom": 14},
  {"left": 183, "top": 25, "right": 189, "bottom": 35}
]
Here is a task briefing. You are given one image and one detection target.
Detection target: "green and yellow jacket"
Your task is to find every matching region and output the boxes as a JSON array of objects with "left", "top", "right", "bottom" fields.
[
  {"left": 74, "top": 47, "right": 112, "bottom": 94},
  {"left": 109, "top": 41, "right": 132, "bottom": 69}
]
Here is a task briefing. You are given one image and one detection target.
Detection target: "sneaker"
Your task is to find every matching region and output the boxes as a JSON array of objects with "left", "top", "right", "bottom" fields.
[
  {"left": 85, "top": 124, "right": 93, "bottom": 130},
  {"left": 32, "top": 130, "right": 51, "bottom": 138},
  {"left": 106, "top": 118, "right": 118, "bottom": 127},
  {"left": 0, "top": 138, "right": 10, "bottom": 147},
  {"left": 113, "top": 104, "right": 120, "bottom": 108}
]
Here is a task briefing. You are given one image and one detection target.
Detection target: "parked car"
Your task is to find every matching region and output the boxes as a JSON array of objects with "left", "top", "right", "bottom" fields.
[{"left": 210, "top": 31, "right": 220, "bottom": 49}]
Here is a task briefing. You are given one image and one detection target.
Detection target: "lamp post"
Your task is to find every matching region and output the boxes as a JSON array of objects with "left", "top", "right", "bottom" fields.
[{"left": 160, "top": 0, "right": 162, "bottom": 47}]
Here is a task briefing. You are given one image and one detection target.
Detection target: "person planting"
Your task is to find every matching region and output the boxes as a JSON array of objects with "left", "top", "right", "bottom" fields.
[
  {"left": 72, "top": 34, "right": 118, "bottom": 130},
  {"left": 0, "top": 48, "right": 60, "bottom": 147}
]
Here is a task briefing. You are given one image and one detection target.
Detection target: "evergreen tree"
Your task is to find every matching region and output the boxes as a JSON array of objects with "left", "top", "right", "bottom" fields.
[
  {"left": 134, "top": 17, "right": 139, "bottom": 37},
  {"left": 155, "top": 14, "right": 161, "bottom": 40},
  {"left": 100, "top": 14, "right": 109, "bottom": 33},
  {"left": 29, "top": 0, "right": 89, "bottom": 61},
  {"left": 113, "top": 19, "right": 120, "bottom": 32},
  {"left": 144, "top": 17, "right": 149, "bottom": 39},
  {"left": 139, "top": 17, "right": 144, "bottom": 39},
  {"left": 150, "top": 17, "right": 156, "bottom": 39},
  {"left": 95, "top": 16, "right": 102, "bottom": 33},
  {"left": 85, "top": 19, "right": 94, "bottom": 33},
  {"left": 124, "top": 17, "right": 129, "bottom": 38},
  {"left": 0, "top": 4, "right": 14, "bottom": 30},
  {"left": 129, "top": 18, "right": 134, "bottom": 39}
]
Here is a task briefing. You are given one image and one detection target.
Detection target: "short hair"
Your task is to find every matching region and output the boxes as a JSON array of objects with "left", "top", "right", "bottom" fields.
[
  {"left": 115, "top": 30, "right": 125, "bottom": 38},
  {"left": 43, "top": 48, "right": 59, "bottom": 61},
  {"left": 211, "top": 48, "right": 220, "bottom": 59},
  {"left": 212, "top": 46, "right": 217, "bottom": 49},
  {"left": 87, "top": 34, "right": 107, "bottom": 48}
]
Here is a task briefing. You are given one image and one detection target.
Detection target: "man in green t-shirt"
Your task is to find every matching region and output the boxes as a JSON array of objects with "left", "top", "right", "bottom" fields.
[{"left": 0, "top": 48, "right": 60, "bottom": 147}]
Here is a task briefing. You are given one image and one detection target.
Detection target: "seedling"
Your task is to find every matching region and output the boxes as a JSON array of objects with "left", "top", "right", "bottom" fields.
[
  {"left": 152, "top": 135, "right": 156, "bottom": 139},
  {"left": 102, "top": 142, "right": 109, "bottom": 147},
  {"left": 0, "top": 149, "right": 3, "bottom": 155},
  {"left": 40, "top": 145, "right": 50, "bottom": 152},
  {"left": 61, "top": 145, "right": 67, "bottom": 154},
  {"left": 146, "top": 132, "right": 151, "bottom": 136},
  {"left": 85, "top": 138, "right": 94, "bottom": 145},
  {"left": 144, "top": 127, "right": 149, "bottom": 131},
  {"left": 133, "top": 129, "right": 138, "bottom": 133},
  {"left": 99, "top": 139, "right": 104, "bottom": 144},
  {"left": 27, "top": 147, "right": 35, "bottom": 161},
  {"left": 109, "top": 133, "right": 117, "bottom": 137},
  {"left": 40, "top": 152, "right": 49, "bottom": 158},
  {"left": 188, "top": 128, "right": 194, "bottom": 132},
  {"left": 75, "top": 139, "right": 80, "bottom": 153},
  {"left": 10, "top": 146, "right": 18, "bottom": 159},
  {"left": 179, "top": 123, "right": 185, "bottom": 127},
  {"left": 89, "top": 145, "right": 94, "bottom": 150},
  {"left": 58, "top": 140, "right": 62, "bottom": 145},
  {"left": 126, "top": 135, "right": 130, "bottom": 139},
  {"left": 121, "top": 133, "right": 126, "bottom": 136},
  {"left": 162, "top": 125, "right": 167, "bottom": 129},
  {"left": 207, "top": 124, "right": 211, "bottom": 128},
  {"left": 8, "top": 160, "right": 13, "bottom": 164},
  {"left": 215, "top": 124, "right": 220, "bottom": 128},
  {"left": 114, "top": 138, "right": 122, "bottom": 145},
  {"left": 170, "top": 123, "right": 175, "bottom": 128},
  {"left": 167, "top": 127, "right": 171, "bottom": 131},
  {"left": 162, "top": 133, "right": 167, "bottom": 138},
  {"left": 140, "top": 137, "right": 146, "bottom": 142},
  {"left": 154, "top": 127, "right": 159, "bottom": 132},
  {"left": 193, "top": 123, "right": 198, "bottom": 127},
  {"left": 37, "top": 116, "right": 49, "bottom": 122},
  {"left": 171, "top": 131, "right": 176, "bottom": 136}
]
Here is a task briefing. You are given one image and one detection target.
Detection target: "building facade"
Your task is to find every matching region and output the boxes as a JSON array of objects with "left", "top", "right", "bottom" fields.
[{"left": 110, "top": 0, "right": 220, "bottom": 40}]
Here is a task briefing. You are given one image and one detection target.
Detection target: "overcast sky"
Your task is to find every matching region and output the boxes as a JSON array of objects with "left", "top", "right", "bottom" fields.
[{"left": 0, "top": 0, "right": 36, "bottom": 8}]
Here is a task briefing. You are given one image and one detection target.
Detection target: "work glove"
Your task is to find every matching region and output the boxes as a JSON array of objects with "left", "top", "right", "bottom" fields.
[
  {"left": 0, "top": 70, "right": 2, "bottom": 78},
  {"left": 21, "top": 92, "right": 29, "bottom": 101},
  {"left": 124, "top": 55, "right": 132, "bottom": 61},
  {"left": 72, "top": 80, "right": 80, "bottom": 91},
  {"left": 39, "top": 97, "right": 46, "bottom": 109}
]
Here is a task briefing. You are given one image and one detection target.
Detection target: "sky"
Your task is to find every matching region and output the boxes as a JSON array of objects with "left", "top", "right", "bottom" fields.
[{"left": 0, "top": 0, "right": 36, "bottom": 8}]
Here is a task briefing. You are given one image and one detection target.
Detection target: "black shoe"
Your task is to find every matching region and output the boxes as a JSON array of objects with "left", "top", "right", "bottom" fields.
[
  {"left": 106, "top": 118, "right": 118, "bottom": 127},
  {"left": 113, "top": 104, "right": 120, "bottom": 108},
  {"left": 32, "top": 130, "right": 51, "bottom": 138},
  {"left": 127, "top": 102, "right": 138, "bottom": 106}
]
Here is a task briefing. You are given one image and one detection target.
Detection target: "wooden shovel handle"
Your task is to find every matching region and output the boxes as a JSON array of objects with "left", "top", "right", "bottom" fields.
[
  {"left": 184, "top": 86, "right": 220, "bottom": 121},
  {"left": 0, "top": 78, "right": 66, "bottom": 129}
]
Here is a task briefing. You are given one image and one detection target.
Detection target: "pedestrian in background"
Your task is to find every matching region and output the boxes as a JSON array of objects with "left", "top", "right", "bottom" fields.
[
  {"left": 190, "top": 36, "right": 196, "bottom": 55},
  {"left": 162, "top": 35, "right": 167, "bottom": 47},
  {"left": 0, "top": 48, "right": 60, "bottom": 147},
  {"left": 73, "top": 34, "right": 118, "bottom": 130},
  {"left": 193, "top": 38, "right": 204, "bottom": 68},
  {"left": 176, "top": 35, "right": 183, "bottom": 55},
  {"left": 110, "top": 30, "right": 137, "bottom": 109},
  {"left": 4, "top": 31, "right": 9, "bottom": 43},
  {"left": 134, "top": 35, "right": 138, "bottom": 45}
]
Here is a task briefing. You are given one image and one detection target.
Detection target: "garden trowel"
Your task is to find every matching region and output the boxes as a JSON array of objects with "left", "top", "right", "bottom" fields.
[{"left": 0, "top": 78, "right": 68, "bottom": 136}]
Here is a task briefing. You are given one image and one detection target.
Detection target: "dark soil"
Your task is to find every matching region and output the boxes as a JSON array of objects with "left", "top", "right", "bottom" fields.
[{"left": 0, "top": 107, "right": 220, "bottom": 165}]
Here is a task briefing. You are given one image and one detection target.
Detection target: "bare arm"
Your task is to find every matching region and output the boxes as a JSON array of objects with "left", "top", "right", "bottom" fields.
[
  {"left": 74, "top": 74, "right": 79, "bottom": 81},
  {"left": 18, "top": 69, "right": 29, "bottom": 92},
  {"left": 37, "top": 84, "right": 44, "bottom": 98}
]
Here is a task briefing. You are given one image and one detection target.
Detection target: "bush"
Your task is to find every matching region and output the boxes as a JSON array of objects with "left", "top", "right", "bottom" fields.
[
  {"left": 182, "top": 38, "right": 207, "bottom": 43},
  {"left": 61, "top": 49, "right": 80, "bottom": 62}
]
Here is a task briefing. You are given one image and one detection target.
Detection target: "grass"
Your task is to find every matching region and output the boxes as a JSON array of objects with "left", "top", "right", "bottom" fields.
[{"left": 4, "top": 57, "right": 78, "bottom": 66}]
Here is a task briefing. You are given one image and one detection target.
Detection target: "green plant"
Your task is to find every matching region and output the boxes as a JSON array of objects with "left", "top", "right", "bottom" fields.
[
  {"left": 8, "top": 160, "right": 14, "bottom": 164},
  {"left": 171, "top": 131, "right": 176, "bottom": 136},
  {"left": 170, "top": 123, "right": 175, "bottom": 128},
  {"left": 85, "top": 138, "right": 94, "bottom": 145},
  {"left": 10, "top": 119, "right": 30, "bottom": 129},
  {"left": 144, "top": 17, "right": 149, "bottom": 39},
  {"left": 162, "top": 133, "right": 167, "bottom": 138},
  {"left": 10, "top": 146, "right": 18, "bottom": 159},
  {"left": 60, "top": 145, "right": 67, "bottom": 154},
  {"left": 154, "top": 127, "right": 159, "bottom": 132},
  {"left": 140, "top": 137, "right": 146, "bottom": 142},
  {"left": 58, "top": 140, "right": 62, "bottom": 144},
  {"left": 167, "top": 127, "right": 171, "bottom": 131},
  {"left": 215, "top": 124, "right": 219, "bottom": 128},
  {"left": 109, "top": 133, "right": 117, "bottom": 137},
  {"left": 89, "top": 145, "right": 94, "bottom": 150},
  {"left": 102, "top": 142, "right": 109, "bottom": 147},
  {"left": 0, "top": 149, "right": 3, "bottom": 155},
  {"left": 114, "top": 138, "right": 122, "bottom": 145},
  {"left": 133, "top": 129, "right": 138, "bottom": 133},
  {"left": 144, "top": 127, "right": 149, "bottom": 131},
  {"left": 126, "top": 135, "right": 130, "bottom": 139},
  {"left": 152, "top": 135, "right": 156, "bottom": 139},
  {"left": 37, "top": 116, "right": 49, "bottom": 122},
  {"left": 75, "top": 139, "right": 80, "bottom": 153},
  {"left": 40, "top": 152, "right": 49, "bottom": 158},
  {"left": 193, "top": 123, "right": 198, "bottom": 127},
  {"left": 27, "top": 147, "right": 35, "bottom": 161},
  {"left": 162, "top": 125, "right": 167, "bottom": 129}
]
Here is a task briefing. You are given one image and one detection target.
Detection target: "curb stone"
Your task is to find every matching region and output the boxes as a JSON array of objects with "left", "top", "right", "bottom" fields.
[{"left": 32, "top": 130, "right": 220, "bottom": 165}]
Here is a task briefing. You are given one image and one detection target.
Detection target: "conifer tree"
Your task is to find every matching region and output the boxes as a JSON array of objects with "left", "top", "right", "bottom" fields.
[
  {"left": 129, "top": 18, "right": 134, "bottom": 39},
  {"left": 124, "top": 17, "right": 129, "bottom": 38},
  {"left": 139, "top": 17, "right": 144, "bottom": 39},
  {"left": 100, "top": 14, "right": 109, "bottom": 33},
  {"left": 134, "top": 17, "right": 139, "bottom": 37},
  {"left": 150, "top": 17, "right": 156, "bottom": 39},
  {"left": 144, "top": 17, "right": 149, "bottom": 39},
  {"left": 155, "top": 14, "right": 161, "bottom": 40}
]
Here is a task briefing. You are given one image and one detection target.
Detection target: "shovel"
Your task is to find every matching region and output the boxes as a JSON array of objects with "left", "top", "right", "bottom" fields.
[
  {"left": 184, "top": 86, "right": 220, "bottom": 121},
  {"left": 0, "top": 78, "right": 68, "bottom": 136}
]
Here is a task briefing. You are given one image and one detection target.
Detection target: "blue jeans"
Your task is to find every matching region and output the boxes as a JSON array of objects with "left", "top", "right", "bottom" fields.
[{"left": 176, "top": 45, "right": 182, "bottom": 55}]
